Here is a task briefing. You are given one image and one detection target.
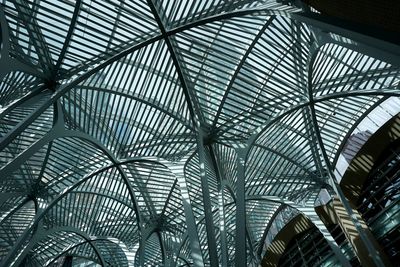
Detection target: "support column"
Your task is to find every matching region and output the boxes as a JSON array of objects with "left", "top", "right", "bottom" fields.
[
  {"left": 234, "top": 146, "right": 248, "bottom": 267},
  {"left": 218, "top": 191, "right": 228, "bottom": 267},
  {"left": 196, "top": 132, "right": 219, "bottom": 267},
  {"left": 209, "top": 145, "right": 228, "bottom": 266},
  {"left": 306, "top": 57, "right": 389, "bottom": 266},
  {"left": 171, "top": 161, "right": 205, "bottom": 267},
  {"left": 138, "top": 226, "right": 154, "bottom": 267}
]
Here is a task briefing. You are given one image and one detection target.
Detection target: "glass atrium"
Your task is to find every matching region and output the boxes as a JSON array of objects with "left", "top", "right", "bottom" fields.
[{"left": 0, "top": 0, "right": 399, "bottom": 266}]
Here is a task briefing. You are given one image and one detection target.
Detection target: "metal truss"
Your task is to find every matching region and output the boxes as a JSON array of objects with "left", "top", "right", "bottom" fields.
[{"left": 0, "top": 0, "right": 399, "bottom": 266}]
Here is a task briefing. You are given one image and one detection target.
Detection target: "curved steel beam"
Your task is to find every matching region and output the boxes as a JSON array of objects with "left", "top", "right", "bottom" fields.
[
  {"left": 61, "top": 8, "right": 275, "bottom": 80},
  {"left": 0, "top": 8, "right": 43, "bottom": 81},
  {"left": 1, "top": 135, "right": 197, "bottom": 265},
  {"left": 175, "top": 233, "right": 190, "bottom": 264},
  {"left": 122, "top": 135, "right": 196, "bottom": 157},
  {"left": 0, "top": 128, "right": 144, "bottom": 223},
  {"left": 77, "top": 85, "right": 193, "bottom": 129},
  {"left": 0, "top": 196, "right": 30, "bottom": 225},
  {"left": 177, "top": 255, "right": 191, "bottom": 266},
  {"left": 291, "top": 13, "right": 400, "bottom": 66},
  {"left": 256, "top": 204, "right": 286, "bottom": 259},
  {"left": 0, "top": 92, "right": 54, "bottom": 152},
  {"left": 46, "top": 238, "right": 132, "bottom": 267},
  {"left": 0, "top": 5, "right": 10, "bottom": 58},
  {"left": 331, "top": 96, "right": 391, "bottom": 168},
  {"left": 211, "top": 33, "right": 312, "bottom": 139},
  {"left": 46, "top": 248, "right": 99, "bottom": 267},
  {"left": 63, "top": 190, "right": 134, "bottom": 210},
  {"left": 0, "top": 164, "right": 118, "bottom": 266},
  {"left": 0, "top": 130, "right": 146, "bottom": 265},
  {"left": 252, "top": 144, "right": 316, "bottom": 177},
  {"left": 46, "top": 236, "right": 135, "bottom": 267},
  {"left": 0, "top": 84, "right": 47, "bottom": 120},
  {"left": 23, "top": 226, "right": 105, "bottom": 267},
  {"left": 2, "top": 5, "right": 398, "bottom": 153},
  {"left": 1, "top": 3, "right": 398, "bottom": 266},
  {"left": 160, "top": 179, "right": 178, "bottom": 216},
  {"left": 0, "top": 127, "right": 58, "bottom": 180},
  {"left": 54, "top": 0, "right": 82, "bottom": 72},
  {"left": 53, "top": 131, "right": 144, "bottom": 226},
  {"left": 12, "top": 0, "right": 54, "bottom": 72},
  {"left": 306, "top": 46, "right": 386, "bottom": 267},
  {"left": 211, "top": 16, "right": 275, "bottom": 129},
  {"left": 248, "top": 89, "right": 400, "bottom": 152},
  {"left": 146, "top": 0, "right": 201, "bottom": 126}
]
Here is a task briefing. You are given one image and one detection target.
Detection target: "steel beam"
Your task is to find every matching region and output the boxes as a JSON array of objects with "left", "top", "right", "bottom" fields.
[
  {"left": 13, "top": 0, "right": 54, "bottom": 71},
  {"left": 211, "top": 16, "right": 275, "bottom": 129},
  {"left": 195, "top": 133, "right": 219, "bottom": 266},
  {"left": 209, "top": 145, "right": 228, "bottom": 267},
  {"left": 291, "top": 13, "right": 400, "bottom": 67},
  {"left": 10, "top": 226, "right": 106, "bottom": 267},
  {"left": 171, "top": 159, "right": 205, "bottom": 267},
  {"left": 234, "top": 145, "right": 248, "bottom": 267},
  {"left": 256, "top": 204, "right": 285, "bottom": 259},
  {"left": 306, "top": 68, "right": 386, "bottom": 266},
  {"left": 54, "top": 0, "right": 82, "bottom": 72},
  {"left": 146, "top": 0, "right": 202, "bottom": 125}
]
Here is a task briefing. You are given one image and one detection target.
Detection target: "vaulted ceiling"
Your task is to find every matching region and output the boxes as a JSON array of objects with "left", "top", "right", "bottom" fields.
[{"left": 0, "top": 1, "right": 399, "bottom": 266}]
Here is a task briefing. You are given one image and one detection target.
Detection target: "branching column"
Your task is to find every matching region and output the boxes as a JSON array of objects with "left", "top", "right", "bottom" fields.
[
  {"left": 170, "top": 161, "right": 205, "bottom": 267},
  {"left": 196, "top": 132, "right": 219, "bottom": 266},
  {"left": 234, "top": 145, "right": 249, "bottom": 267}
]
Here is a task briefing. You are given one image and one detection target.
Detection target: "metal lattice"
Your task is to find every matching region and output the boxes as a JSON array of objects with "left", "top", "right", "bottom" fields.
[{"left": 0, "top": 0, "right": 399, "bottom": 266}]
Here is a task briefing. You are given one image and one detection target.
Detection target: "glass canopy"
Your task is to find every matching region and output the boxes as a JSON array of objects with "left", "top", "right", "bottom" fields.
[{"left": 0, "top": 0, "right": 399, "bottom": 266}]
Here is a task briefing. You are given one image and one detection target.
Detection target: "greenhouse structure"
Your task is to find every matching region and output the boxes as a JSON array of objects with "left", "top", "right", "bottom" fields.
[{"left": 0, "top": 0, "right": 399, "bottom": 266}]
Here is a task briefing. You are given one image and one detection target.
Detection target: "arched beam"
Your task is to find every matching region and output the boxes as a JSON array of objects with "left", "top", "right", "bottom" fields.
[
  {"left": 45, "top": 236, "right": 132, "bottom": 267},
  {"left": 256, "top": 204, "right": 286, "bottom": 259},
  {"left": 146, "top": 0, "right": 202, "bottom": 127},
  {"left": 3, "top": 5, "right": 397, "bottom": 153},
  {"left": 77, "top": 86, "right": 193, "bottom": 129},
  {"left": 12, "top": 0, "right": 54, "bottom": 70},
  {"left": 243, "top": 196, "right": 351, "bottom": 267},
  {"left": 291, "top": 13, "right": 400, "bottom": 66},
  {"left": 10, "top": 226, "right": 106, "bottom": 267},
  {"left": 0, "top": 197, "right": 31, "bottom": 225},
  {"left": 0, "top": 130, "right": 148, "bottom": 265},
  {"left": 0, "top": 128, "right": 143, "bottom": 222},
  {"left": 306, "top": 45, "right": 386, "bottom": 267},
  {"left": 211, "top": 15, "right": 276, "bottom": 129},
  {"left": 248, "top": 89, "right": 400, "bottom": 150},
  {"left": 54, "top": 0, "right": 82, "bottom": 72}
]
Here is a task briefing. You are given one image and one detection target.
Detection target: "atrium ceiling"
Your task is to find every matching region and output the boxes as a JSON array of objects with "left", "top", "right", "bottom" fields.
[{"left": 0, "top": 0, "right": 399, "bottom": 266}]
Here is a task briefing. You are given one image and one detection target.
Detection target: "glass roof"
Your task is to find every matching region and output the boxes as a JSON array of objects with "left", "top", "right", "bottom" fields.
[{"left": 0, "top": 0, "right": 399, "bottom": 266}]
